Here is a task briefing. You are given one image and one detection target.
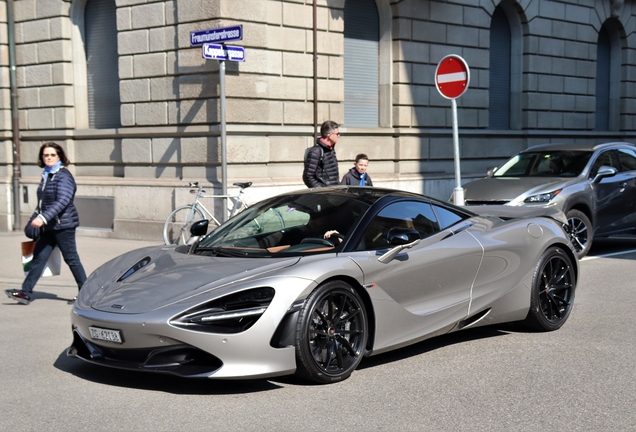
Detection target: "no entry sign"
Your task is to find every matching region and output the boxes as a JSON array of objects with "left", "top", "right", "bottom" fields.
[{"left": 435, "top": 55, "right": 470, "bottom": 99}]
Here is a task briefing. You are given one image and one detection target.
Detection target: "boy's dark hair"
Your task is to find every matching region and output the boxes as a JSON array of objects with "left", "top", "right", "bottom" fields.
[{"left": 355, "top": 153, "right": 369, "bottom": 163}]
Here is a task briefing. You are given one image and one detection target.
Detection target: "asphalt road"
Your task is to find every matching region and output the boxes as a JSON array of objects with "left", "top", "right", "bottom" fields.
[{"left": 1, "top": 242, "right": 635, "bottom": 431}]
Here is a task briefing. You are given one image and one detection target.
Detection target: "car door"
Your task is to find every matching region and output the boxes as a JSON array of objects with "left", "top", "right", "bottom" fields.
[
  {"left": 347, "top": 201, "right": 483, "bottom": 351},
  {"left": 614, "top": 147, "right": 636, "bottom": 231},
  {"left": 590, "top": 149, "right": 636, "bottom": 235}
]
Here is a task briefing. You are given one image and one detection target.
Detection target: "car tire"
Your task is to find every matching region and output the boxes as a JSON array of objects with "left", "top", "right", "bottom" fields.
[
  {"left": 566, "top": 209, "right": 592, "bottom": 259},
  {"left": 523, "top": 246, "right": 576, "bottom": 332},
  {"left": 294, "top": 280, "right": 368, "bottom": 384}
]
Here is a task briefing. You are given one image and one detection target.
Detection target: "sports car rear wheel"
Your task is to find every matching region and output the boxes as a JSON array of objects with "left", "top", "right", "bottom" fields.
[
  {"left": 524, "top": 246, "right": 576, "bottom": 331},
  {"left": 295, "top": 281, "right": 368, "bottom": 384}
]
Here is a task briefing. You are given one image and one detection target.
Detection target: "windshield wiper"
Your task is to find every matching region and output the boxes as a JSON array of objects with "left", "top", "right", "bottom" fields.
[{"left": 195, "top": 246, "right": 249, "bottom": 257}]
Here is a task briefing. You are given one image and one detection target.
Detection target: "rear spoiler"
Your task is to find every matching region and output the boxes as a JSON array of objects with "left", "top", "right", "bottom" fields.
[{"left": 470, "top": 205, "right": 568, "bottom": 226}]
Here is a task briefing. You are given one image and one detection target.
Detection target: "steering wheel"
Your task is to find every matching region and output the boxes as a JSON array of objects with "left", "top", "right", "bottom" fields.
[
  {"left": 331, "top": 233, "right": 345, "bottom": 242},
  {"left": 300, "top": 238, "right": 335, "bottom": 247}
]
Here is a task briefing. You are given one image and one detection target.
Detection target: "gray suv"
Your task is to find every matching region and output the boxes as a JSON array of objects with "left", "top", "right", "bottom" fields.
[{"left": 459, "top": 142, "right": 636, "bottom": 258}]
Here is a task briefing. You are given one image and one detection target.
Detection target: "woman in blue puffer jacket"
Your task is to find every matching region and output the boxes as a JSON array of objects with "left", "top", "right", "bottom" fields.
[{"left": 5, "top": 142, "right": 86, "bottom": 305}]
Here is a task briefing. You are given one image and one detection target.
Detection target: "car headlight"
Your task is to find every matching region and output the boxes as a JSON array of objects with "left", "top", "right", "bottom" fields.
[
  {"left": 170, "top": 287, "right": 275, "bottom": 333},
  {"left": 524, "top": 189, "right": 562, "bottom": 203}
]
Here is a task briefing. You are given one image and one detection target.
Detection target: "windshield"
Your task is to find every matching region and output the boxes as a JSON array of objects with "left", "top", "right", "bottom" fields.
[
  {"left": 493, "top": 150, "right": 592, "bottom": 178},
  {"left": 194, "top": 191, "right": 373, "bottom": 257}
]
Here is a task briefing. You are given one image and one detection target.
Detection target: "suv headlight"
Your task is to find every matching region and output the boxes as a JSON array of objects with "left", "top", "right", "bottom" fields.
[{"left": 524, "top": 189, "right": 562, "bottom": 203}]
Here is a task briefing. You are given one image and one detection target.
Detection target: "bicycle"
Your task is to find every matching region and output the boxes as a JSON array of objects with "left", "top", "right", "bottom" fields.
[{"left": 163, "top": 181, "right": 254, "bottom": 245}]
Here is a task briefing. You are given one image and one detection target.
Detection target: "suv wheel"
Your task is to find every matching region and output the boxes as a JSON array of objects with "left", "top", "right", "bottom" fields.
[{"left": 566, "top": 209, "right": 592, "bottom": 259}]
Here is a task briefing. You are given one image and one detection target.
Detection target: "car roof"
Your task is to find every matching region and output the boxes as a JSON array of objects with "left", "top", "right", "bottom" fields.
[
  {"left": 290, "top": 185, "right": 426, "bottom": 201},
  {"left": 280, "top": 186, "right": 475, "bottom": 216},
  {"left": 522, "top": 141, "right": 636, "bottom": 153}
]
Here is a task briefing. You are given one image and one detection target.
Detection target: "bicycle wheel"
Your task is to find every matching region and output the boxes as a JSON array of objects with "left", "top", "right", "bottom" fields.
[
  {"left": 163, "top": 205, "right": 205, "bottom": 245},
  {"left": 258, "top": 207, "right": 285, "bottom": 232},
  {"left": 235, "top": 207, "right": 284, "bottom": 237}
]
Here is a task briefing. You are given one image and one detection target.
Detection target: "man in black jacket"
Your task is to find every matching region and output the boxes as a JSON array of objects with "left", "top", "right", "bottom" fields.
[{"left": 302, "top": 120, "right": 340, "bottom": 188}]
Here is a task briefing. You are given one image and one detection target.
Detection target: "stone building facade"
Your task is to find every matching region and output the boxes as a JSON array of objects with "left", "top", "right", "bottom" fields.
[{"left": 0, "top": 0, "right": 635, "bottom": 240}]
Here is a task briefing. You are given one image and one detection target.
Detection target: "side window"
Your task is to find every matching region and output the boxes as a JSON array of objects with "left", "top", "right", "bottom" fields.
[
  {"left": 618, "top": 148, "right": 636, "bottom": 171},
  {"left": 432, "top": 205, "right": 465, "bottom": 230},
  {"left": 590, "top": 150, "right": 620, "bottom": 178},
  {"left": 358, "top": 201, "right": 440, "bottom": 250}
]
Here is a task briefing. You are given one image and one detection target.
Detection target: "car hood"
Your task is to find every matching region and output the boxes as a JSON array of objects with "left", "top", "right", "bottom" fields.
[
  {"left": 82, "top": 246, "right": 300, "bottom": 314},
  {"left": 464, "top": 177, "right": 572, "bottom": 202}
]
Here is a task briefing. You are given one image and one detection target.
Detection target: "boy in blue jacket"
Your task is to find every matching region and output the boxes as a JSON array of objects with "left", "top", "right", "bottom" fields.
[{"left": 341, "top": 153, "right": 373, "bottom": 186}]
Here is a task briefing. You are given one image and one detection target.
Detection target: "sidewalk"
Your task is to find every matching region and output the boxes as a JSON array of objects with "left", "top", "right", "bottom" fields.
[{"left": 0, "top": 231, "right": 160, "bottom": 288}]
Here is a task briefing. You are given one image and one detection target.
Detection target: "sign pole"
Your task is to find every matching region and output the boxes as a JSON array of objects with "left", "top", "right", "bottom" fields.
[
  {"left": 451, "top": 99, "right": 464, "bottom": 205},
  {"left": 192, "top": 25, "right": 244, "bottom": 223},
  {"left": 434, "top": 54, "right": 470, "bottom": 206},
  {"left": 219, "top": 59, "right": 228, "bottom": 221}
]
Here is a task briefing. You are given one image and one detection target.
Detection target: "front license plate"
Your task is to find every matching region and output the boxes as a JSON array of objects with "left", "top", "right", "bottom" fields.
[{"left": 89, "top": 326, "right": 123, "bottom": 344}]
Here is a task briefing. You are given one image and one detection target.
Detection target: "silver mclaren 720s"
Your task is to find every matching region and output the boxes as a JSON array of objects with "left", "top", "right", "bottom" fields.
[{"left": 68, "top": 186, "right": 578, "bottom": 384}]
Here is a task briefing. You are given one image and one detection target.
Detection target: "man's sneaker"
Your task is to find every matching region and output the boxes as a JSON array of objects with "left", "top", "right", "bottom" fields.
[{"left": 4, "top": 289, "right": 31, "bottom": 305}]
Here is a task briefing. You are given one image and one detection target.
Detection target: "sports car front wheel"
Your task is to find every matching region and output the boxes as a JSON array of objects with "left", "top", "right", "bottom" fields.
[
  {"left": 295, "top": 281, "right": 368, "bottom": 384},
  {"left": 524, "top": 247, "right": 576, "bottom": 331}
]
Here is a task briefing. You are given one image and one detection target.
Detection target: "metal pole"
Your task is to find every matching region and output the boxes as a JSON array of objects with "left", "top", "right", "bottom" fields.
[
  {"left": 451, "top": 98, "right": 464, "bottom": 206},
  {"left": 220, "top": 59, "right": 228, "bottom": 221},
  {"left": 313, "top": 0, "right": 318, "bottom": 141},
  {"left": 7, "top": 0, "right": 21, "bottom": 231}
]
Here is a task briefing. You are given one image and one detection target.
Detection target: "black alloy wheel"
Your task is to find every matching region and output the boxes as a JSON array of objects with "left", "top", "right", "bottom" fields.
[
  {"left": 566, "top": 209, "right": 592, "bottom": 258},
  {"left": 295, "top": 281, "right": 368, "bottom": 384},
  {"left": 524, "top": 247, "right": 576, "bottom": 331}
]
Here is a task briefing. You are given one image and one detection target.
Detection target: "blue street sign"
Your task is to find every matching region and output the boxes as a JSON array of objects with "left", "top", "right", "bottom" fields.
[
  {"left": 202, "top": 43, "right": 245, "bottom": 62},
  {"left": 191, "top": 25, "right": 243, "bottom": 46}
]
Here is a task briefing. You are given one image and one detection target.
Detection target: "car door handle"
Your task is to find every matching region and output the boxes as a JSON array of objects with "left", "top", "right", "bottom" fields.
[{"left": 619, "top": 182, "right": 627, "bottom": 188}]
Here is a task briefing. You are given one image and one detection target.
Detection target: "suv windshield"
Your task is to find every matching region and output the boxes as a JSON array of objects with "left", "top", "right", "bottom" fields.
[
  {"left": 194, "top": 191, "right": 374, "bottom": 257},
  {"left": 493, "top": 150, "right": 592, "bottom": 178}
]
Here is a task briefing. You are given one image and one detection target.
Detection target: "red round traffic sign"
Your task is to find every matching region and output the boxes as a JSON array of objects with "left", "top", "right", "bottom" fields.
[{"left": 435, "top": 55, "right": 470, "bottom": 99}]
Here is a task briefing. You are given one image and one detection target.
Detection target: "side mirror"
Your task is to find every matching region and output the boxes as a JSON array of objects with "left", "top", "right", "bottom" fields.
[
  {"left": 487, "top": 166, "right": 498, "bottom": 177},
  {"left": 592, "top": 166, "right": 617, "bottom": 183},
  {"left": 378, "top": 228, "right": 421, "bottom": 264},
  {"left": 387, "top": 228, "right": 420, "bottom": 246},
  {"left": 189, "top": 219, "right": 209, "bottom": 237}
]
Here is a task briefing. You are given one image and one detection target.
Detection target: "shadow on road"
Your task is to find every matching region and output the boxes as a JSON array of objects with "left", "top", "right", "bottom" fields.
[
  {"left": 356, "top": 322, "right": 520, "bottom": 371},
  {"left": 587, "top": 236, "right": 636, "bottom": 260},
  {"left": 53, "top": 351, "right": 283, "bottom": 394}
]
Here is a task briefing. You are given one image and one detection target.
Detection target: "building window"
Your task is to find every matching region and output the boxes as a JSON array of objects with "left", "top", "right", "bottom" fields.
[
  {"left": 595, "top": 20, "right": 622, "bottom": 132},
  {"left": 84, "top": 0, "right": 121, "bottom": 128},
  {"left": 344, "top": 0, "right": 379, "bottom": 127},
  {"left": 595, "top": 26, "right": 610, "bottom": 131},
  {"left": 488, "top": 3, "right": 523, "bottom": 130},
  {"left": 489, "top": 6, "right": 511, "bottom": 129}
]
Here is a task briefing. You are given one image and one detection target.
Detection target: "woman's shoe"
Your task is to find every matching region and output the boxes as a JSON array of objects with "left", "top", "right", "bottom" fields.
[{"left": 4, "top": 289, "right": 31, "bottom": 305}]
